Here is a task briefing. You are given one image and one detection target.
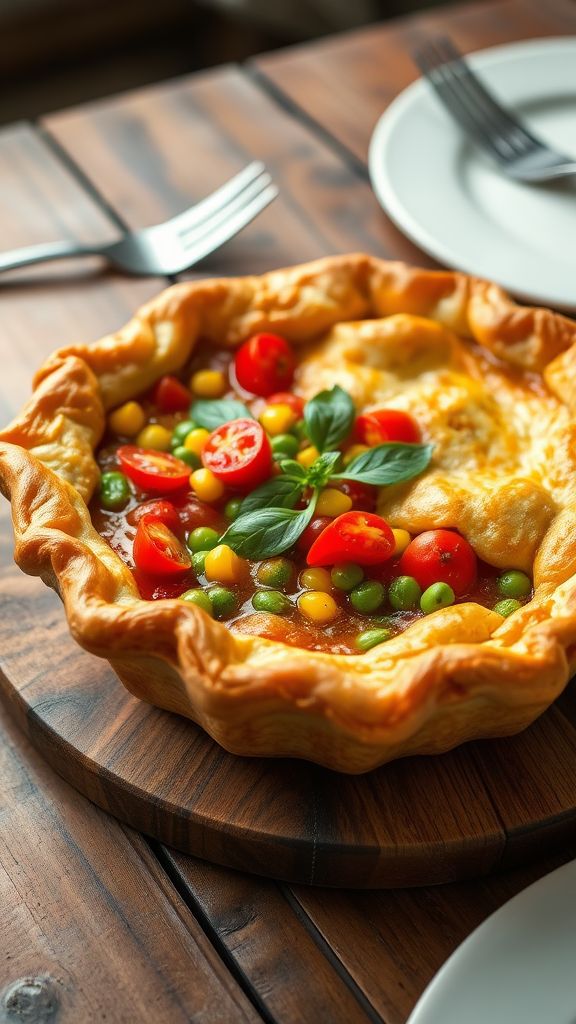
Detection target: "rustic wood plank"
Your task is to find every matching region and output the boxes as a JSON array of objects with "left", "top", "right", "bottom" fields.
[
  {"left": 161, "top": 851, "right": 380, "bottom": 1024},
  {"left": 44, "top": 66, "right": 432, "bottom": 267},
  {"left": 0, "top": 702, "right": 261, "bottom": 1023},
  {"left": 253, "top": 0, "right": 576, "bottom": 164}
]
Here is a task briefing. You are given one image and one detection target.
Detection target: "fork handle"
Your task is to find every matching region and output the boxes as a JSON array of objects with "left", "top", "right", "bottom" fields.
[{"left": 0, "top": 239, "right": 96, "bottom": 273}]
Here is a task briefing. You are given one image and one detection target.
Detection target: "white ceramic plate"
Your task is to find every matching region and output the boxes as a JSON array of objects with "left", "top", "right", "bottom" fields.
[
  {"left": 369, "top": 38, "right": 576, "bottom": 310},
  {"left": 407, "top": 857, "right": 576, "bottom": 1024}
]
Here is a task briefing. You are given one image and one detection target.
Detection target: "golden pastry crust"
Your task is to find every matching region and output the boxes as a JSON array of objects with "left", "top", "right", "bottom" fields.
[{"left": 2, "top": 253, "right": 576, "bottom": 773}]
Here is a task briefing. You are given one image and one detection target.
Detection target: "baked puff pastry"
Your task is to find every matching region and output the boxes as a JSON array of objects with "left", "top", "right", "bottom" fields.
[{"left": 2, "top": 253, "right": 576, "bottom": 773}]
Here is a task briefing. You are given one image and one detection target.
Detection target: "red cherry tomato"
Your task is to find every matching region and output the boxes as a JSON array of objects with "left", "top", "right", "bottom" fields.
[
  {"left": 152, "top": 375, "right": 191, "bottom": 413},
  {"left": 333, "top": 479, "right": 377, "bottom": 513},
  {"left": 118, "top": 446, "right": 190, "bottom": 493},
  {"left": 307, "top": 511, "right": 395, "bottom": 567},
  {"left": 266, "top": 391, "right": 305, "bottom": 416},
  {"left": 234, "top": 333, "right": 295, "bottom": 397},
  {"left": 133, "top": 516, "right": 191, "bottom": 576},
  {"left": 355, "top": 409, "right": 421, "bottom": 446},
  {"left": 202, "top": 418, "right": 272, "bottom": 490},
  {"left": 129, "top": 499, "right": 180, "bottom": 532},
  {"left": 399, "top": 529, "right": 477, "bottom": 596},
  {"left": 297, "top": 516, "right": 333, "bottom": 554}
]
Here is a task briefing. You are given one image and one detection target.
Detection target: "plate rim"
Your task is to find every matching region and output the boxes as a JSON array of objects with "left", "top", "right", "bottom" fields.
[{"left": 407, "top": 855, "right": 576, "bottom": 1024}]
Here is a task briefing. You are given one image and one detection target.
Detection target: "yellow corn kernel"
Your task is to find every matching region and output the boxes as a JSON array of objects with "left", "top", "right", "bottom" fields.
[
  {"left": 184, "top": 428, "right": 211, "bottom": 456},
  {"left": 300, "top": 567, "right": 333, "bottom": 593},
  {"left": 343, "top": 444, "right": 369, "bottom": 466},
  {"left": 136, "top": 424, "right": 172, "bottom": 451},
  {"left": 298, "top": 591, "right": 340, "bottom": 625},
  {"left": 297, "top": 445, "right": 320, "bottom": 469},
  {"left": 108, "top": 400, "right": 146, "bottom": 438},
  {"left": 190, "top": 369, "right": 227, "bottom": 398},
  {"left": 190, "top": 468, "right": 224, "bottom": 503},
  {"left": 315, "top": 488, "right": 353, "bottom": 518},
  {"left": 259, "top": 403, "right": 298, "bottom": 436},
  {"left": 204, "top": 544, "right": 247, "bottom": 584},
  {"left": 392, "top": 528, "right": 411, "bottom": 556}
]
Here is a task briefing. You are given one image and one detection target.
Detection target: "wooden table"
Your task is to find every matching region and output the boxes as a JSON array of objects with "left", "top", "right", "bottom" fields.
[{"left": 2, "top": 0, "right": 576, "bottom": 1020}]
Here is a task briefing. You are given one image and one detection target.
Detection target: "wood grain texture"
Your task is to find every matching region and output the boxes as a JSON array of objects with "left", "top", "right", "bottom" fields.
[
  {"left": 161, "top": 851, "right": 380, "bottom": 1024},
  {"left": 254, "top": 0, "right": 576, "bottom": 164},
  {"left": 44, "top": 65, "right": 433, "bottom": 268},
  {"left": 0, "top": 701, "right": 261, "bottom": 1023}
]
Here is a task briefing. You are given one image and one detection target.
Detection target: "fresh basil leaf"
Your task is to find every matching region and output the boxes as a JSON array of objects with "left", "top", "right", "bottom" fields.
[
  {"left": 190, "top": 398, "right": 253, "bottom": 430},
  {"left": 239, "top": 476, "right": 304, "bottom": 516},
  {"left": 307, "top": 450, "right": 342, "bottom": 488},
  {"left": 278, "top": 459, "right": 307, "bottom": 481},
  {"left": 221, "top": 501, "right": 317, "bottom": 559},
  {"left": 304, "top": 385, "right": 355, "bottom": 453},
  {"left": 335, "top": 443, "right": 433, "bottom": 486}
]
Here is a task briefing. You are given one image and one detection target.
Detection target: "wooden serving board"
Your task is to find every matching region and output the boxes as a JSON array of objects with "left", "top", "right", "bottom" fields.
[{"left": 3, "top": 509, "right": 576, "bottom": 889}]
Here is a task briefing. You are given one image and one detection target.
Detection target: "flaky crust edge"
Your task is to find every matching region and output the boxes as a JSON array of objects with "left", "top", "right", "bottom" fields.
[{"left": 2, "top": 253, "right": 576, "bottom": 773}]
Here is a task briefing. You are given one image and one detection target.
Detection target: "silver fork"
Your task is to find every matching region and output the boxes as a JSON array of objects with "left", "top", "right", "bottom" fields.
[
  {"left": 0, "top": 162, "right": 278, "bottom": 276},
  {"left": 414, "top": 37, "right": 576, "bottom": 183}
]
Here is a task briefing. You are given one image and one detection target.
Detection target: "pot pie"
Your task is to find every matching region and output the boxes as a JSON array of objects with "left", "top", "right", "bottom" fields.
[{"left": 2, "top": 253, "right": 576, "bottom": 773}]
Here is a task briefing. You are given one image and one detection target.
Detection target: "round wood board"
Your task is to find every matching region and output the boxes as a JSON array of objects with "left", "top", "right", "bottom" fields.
[{"left": 3, "top": 518, "right": 576, "bottom": 888}]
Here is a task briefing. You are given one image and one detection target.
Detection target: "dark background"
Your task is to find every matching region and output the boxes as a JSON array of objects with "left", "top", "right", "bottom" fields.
[{"left": 0, "top": 0, "right": 452, "bottom": 124}]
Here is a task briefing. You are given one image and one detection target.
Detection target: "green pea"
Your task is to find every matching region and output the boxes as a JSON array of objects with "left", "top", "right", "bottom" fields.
[
  {"left": 349, "top": 580, "right": 385, "bottom": 614},
  {"left": 291, "top": 418, "right": 308, "bottom": 441},
  {"left": 171, "top": 420, "right": 197, "bottom": 447},
  {"left": 192, "top": 550, "right": 210, "bottom": 577},
  {"left": 257, "top": 557, "right": 294, "bottom": 589},
  {"left": 420, "top": 582, "right": 455, "bottom": 614},
  {"left": 186, "top": 526, "right": 220, "bottom": 553},
  {"left": 225, "top": 498, "right": 243, "bottom": 521},
  {"left": 494, "top": 598, "right": 521, "bottom": 618},
  {"left": 355, "top": 627, "right": 393, "bottom": 651},
  {"left": 180, "top": 589, "right": 212, "bottom": 615},
  {"left": 208, "top": 585, "right": 237, "bottom": 620},
  {"left": 252, "top": 590, "right": 291, "bottom": 615},
  {"left": 271, "top": 433, "right": 299, "bottom": 458},
  {"left": 388, "top": 575, "right": 422, "bottom": 611},
  {"left": 172, "top": 444, "right": 200, "bottom": 468},
  {"left": 331, "top": 562, "right": 364, "bottom": 592},
  {"left": 497, "top": 570, "right": 531, "bottom": 600},
  {"left": 99, "top": 471, "right": 130, "bottom": 510}
]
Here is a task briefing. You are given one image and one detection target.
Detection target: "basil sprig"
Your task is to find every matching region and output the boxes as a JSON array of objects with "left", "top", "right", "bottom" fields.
[
  {"left": 215, "top": 384, "right": 434, "bottom": 560},
  {"left": 333, "top": 443, "right": 434, "bottom": 486},
  {"left": 304, "top": 385, "right": 355, "bottom": 453},
  {"left": 221, "top": 498, "right": 318, "bottom": 560},
  {"left": 191, "top": 398, "right": 253, "bottom": 430}
]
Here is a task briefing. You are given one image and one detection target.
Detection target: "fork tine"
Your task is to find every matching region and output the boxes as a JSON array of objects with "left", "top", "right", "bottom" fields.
[
  {"left": 415, "top": 44, "right": 509, "bottom": 162},
  {"left": 178, "top": 184, "right": 278, "bottom": 266},
  {"left": 433, "top": 37, "right": 540, "bottom": 156},
  {"left": 177, "top": 170, "right": 273, "bottom": 240},
  {"left": 164, "top": 161, "right": 269, "bottom": 236}
]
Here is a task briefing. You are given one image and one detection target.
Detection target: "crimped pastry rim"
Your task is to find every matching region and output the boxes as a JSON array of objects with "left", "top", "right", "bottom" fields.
[{"left": 1, "top": 253, "right": 576, "bottom": 773}]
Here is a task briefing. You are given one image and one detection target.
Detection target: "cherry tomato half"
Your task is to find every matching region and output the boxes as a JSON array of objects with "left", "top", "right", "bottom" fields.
[
  {"left": 152, "top": 375, "right": 191, "bottom": 413},
  {"left": 129, "top": 499, "right": 180, "bottom": 532},
  {"left": 202, "top": 418, "right": 272, "bottom": 490},
  {"left": 399, "top": 529, "right": 477, "bottom": 596},
  {"left": 133, "top": 516, "right": 191, "bottom": 576},
  {"left": 307, "top": 511, "right": 395, "bottom": 567},
  {"left": 266, "top": 391, "right": 305, "bottom": 417},
  {"left": 118, "top": 446, "right": 190, "bottom": 493},
  {"left": 354, "top": 409, "right": 421, "bottom": 446},
  {"left": 234, "top": 333, "right": 295, "bottom": 397}
]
